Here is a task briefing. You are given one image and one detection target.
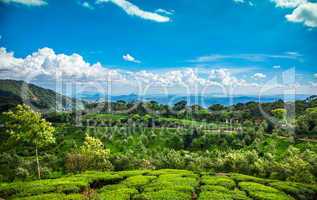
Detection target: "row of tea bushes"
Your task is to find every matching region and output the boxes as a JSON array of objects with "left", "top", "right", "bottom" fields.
[{"left": 1, "top": 169, "right": 316, "bottom": 200}]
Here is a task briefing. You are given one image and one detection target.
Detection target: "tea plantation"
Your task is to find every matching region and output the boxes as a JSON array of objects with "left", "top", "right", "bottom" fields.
[{"left": 1, "top": 169, "right": 316, "bottom": 200}]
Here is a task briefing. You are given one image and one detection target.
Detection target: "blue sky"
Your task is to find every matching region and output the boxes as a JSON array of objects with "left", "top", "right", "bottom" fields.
[{"left": 0, "top": 0, "right": 316, "bottom": 95}]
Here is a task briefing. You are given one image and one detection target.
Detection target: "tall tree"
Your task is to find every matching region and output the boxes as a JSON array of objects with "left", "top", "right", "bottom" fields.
[{"left": 3, "top": 104, "right": 55, "bottom": 179}]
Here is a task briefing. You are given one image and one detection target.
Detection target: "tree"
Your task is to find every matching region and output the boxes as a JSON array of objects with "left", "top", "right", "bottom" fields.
[
  {"left": 296, "top": 107, "right": 317, "bottom": 135},
  {"left": 208, "top": 104, "right": 225, "bottom": 112},
  {"left": 3, "top": 104, "right": 55, "bottom": 179},
  {"left": 66, "top": 134, "right": 113, "bottom": 172},
  {"left": 272, "top": 108, "right": 287, "bottom": 121},
  {"left": 173, "top": 100, "right": 187, "bottom": 112}
]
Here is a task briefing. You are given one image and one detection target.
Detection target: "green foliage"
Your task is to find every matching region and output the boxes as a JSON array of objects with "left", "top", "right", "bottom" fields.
[
  {"left": 198, "top": 190, "right": 250, "bottom": 200},
  {"left": 144, "top": 173, "right": 198, "bottom": 194},
  {"left": 0, "top": 171, "right": 122, "bottom": 199},
  {"left": 269, "top": 181, "right": 317, "bottom": 200},
  {"left": 1, "top": 170, "right": 317, "bottom": 200},
  {"left": 122, "top": 175, "right": 156, "bottom": 188},
  {"left": 65, "top": 135, "right": 113, "bottom": 173},
  {"left": 3, "top": 104, "right": 56, "bottom": 179},
  {"left": 99, "top": 187, "right": 138, "bottom": 200},
  {"left": 272, "top": 109, "right": 287, "bottom": 120},
  {"left": 201, "top": 176, "right": 236, "bottom": 189},
  {"left": 239, "top": 182, "right": 293, "bottom": 200},
  {"left": 229, "top": 173, "right": 272, "bottom": 184},
  {"left": 135, "top": 190, "right": 191, "bottom": 200},
  {"left": 3, "top": 104, "right": 55, "bottom": 148},
  {"left": 11, "top": 193, "right": 84, "bottom": 200},
  {"left": 296, "top": 107, "right": 317, "bottom": 135}
]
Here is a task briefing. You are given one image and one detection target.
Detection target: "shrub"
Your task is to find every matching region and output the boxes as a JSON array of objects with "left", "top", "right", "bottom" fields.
[
  {"left": 269, "top": 182, "right": 316, "bottom": 200},
  {"left": 144, "top": 181, "right": 194, "bottom": 193},
  {"left": 142, "top": 173, "right": 198, "bottom": 194},
  {"left": 201, "top": 176, "right": 236, "bottom": 189},
  {"left": 134, "top": 190, "right": 191, "bottom": 200},
  {"left": 65, "top": 135, "right": 113, "bottom": 173},
  {"left": 0, "top": 172, "right": 122, "bottom": 198},
  {"left": 239, "top": 182, "right": 293, "bottom": 200},
  {"left": 229, "top": 173, "right": 272, "bottom": 184},
  {"left": 99, "top": 188, "right": 138, "bottom": 200},
  {"left": 11, "top": 193, "right": 84, "bottom": 200},
  {"left": 146, "top": 169, "right": 194, "bottom": 177},
  {"left": 200, "top": 185, "right": 229, "bottom": 193},
  {"left": 117, "top": 170, "right": 151, "bottom": 178},
  {"left": 122, "top": 175, "right": 156, "bottom": 188},
  {"left": 198, "top": 191, "right": 233, "bottom": 200},
  {"left": 198, "top": 188, "right": 250, "bottom": 200}
]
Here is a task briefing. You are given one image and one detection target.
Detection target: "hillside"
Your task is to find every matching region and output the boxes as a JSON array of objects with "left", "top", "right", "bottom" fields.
[{"left": 0, "top": 79, "right": 84, "bottom": 112}]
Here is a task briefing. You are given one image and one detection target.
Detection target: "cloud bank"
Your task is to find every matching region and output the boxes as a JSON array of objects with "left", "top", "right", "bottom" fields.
[{"left": 0, "top": 47, "right": 314, "bottom": 95}]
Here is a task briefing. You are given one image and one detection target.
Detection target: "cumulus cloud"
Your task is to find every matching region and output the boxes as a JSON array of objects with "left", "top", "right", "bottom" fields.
[
  {"left": 209, "top": 69, "right": 246, "bottom": 86},
  {"left": 0, "top": 0, "right": 47, "bottom": 6},
  {"left": 81, "top": 1, "right": 94, "bottom": 10},
  {"left": 0, "top": 47, "right": 313, "bottom": 95},
  {"left": 96, "top": 0, "right": 170, "bottom": 23},
  {"left": 271, "top": 0, "right": 306, "bottom": 8},
  {"left": 286, "top": 2, "right": 317, "bottom": 27},
  {"left": 0, "top": 47, "right": 125, "bottom": 83},
  {"left": 252, "top": 73, "right": 267, "bottom": 80},
  {"left": 122, "top": 53, "right": 141, "bottom": 63}
]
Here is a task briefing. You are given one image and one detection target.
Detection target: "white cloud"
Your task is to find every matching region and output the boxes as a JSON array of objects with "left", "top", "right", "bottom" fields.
[
  {"left": 233, "top": 0, "right": 245, "bottom": 3},
  {"left": 0, "top": 47, "right": 314, "bottom": 95},
  {"left": 273, "top": 65, "right": 281, "bottom": 69},
  {"left": 252, "top": 73, "right": 267, "bottom": 80},
  {"left": 314, "top": 73, "right": 317, "bottom": 78},
  {"left": 189, "top": 52, "right": 301, "bottom": 63},
  {"left": 209, "top": 69, "right": 247, "bottom": 86},
  {"left": 122, "top": 53, "right": 141, "bottom": 63},
  {"left": 0, "top": 0, "right": 47, "bottom": 6},
  {"left": 81, "top": 1, "right": 94, "bottom": 10},
  {"left": 271, "top": 0, "right": 306, "bottom": 8},
  {"left": 286, "top": 2, "right": 317, "bottom": 27},
  {"left": 155, "top": 8, "right": 174, "bottom": 15},
  {"left": 96, "top": 0, "right": 170, "bottom": 23},
  {"left": 233, "top": 0, "right": 254, "bottom": 6}
]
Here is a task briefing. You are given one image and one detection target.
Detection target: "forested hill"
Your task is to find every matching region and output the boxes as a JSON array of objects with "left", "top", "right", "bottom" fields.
[{"left": 0, "top": 79, "right": 84, "bottom": 112}]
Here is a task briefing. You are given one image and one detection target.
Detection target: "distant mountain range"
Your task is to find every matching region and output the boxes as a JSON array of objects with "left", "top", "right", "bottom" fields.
[
  {"left": 0, "top": 79, "right": 84, "bottom": 112},
  {"left": 0, "top": 79, "right": 311, "bottom": 112},
  {"left": 77, "top": 92, "right": 310, "bottom": 107}
]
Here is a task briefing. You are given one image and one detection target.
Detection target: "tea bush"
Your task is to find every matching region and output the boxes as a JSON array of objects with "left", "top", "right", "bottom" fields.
[
  {"left": 239, "top": 182, "right": 293, "bottom": 200},
  {"left": 134, "top": 190, "right": 192, "bottom": 200},
  {"left": 201, "top": 176, "right": 236, "bottom": 189}
]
